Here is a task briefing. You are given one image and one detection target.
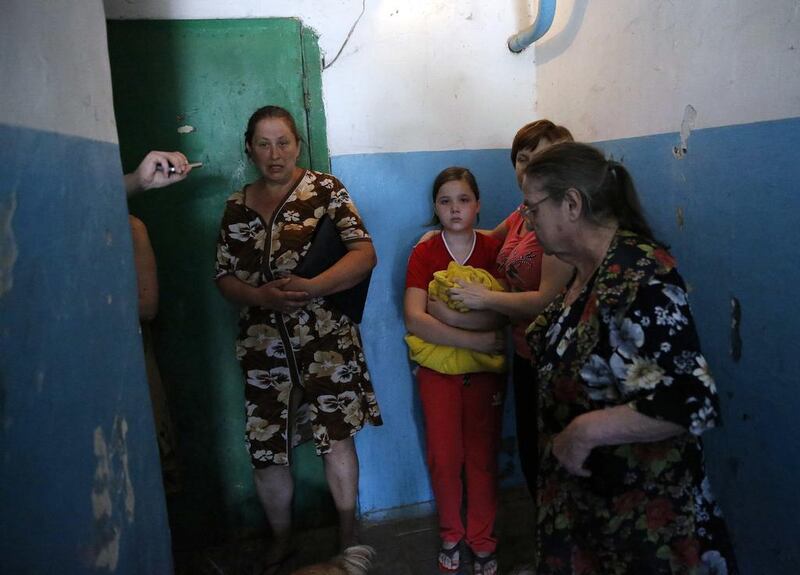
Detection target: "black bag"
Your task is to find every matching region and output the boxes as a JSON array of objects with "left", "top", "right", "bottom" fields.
[{"left": 293, "top": 216, "right": 372, "bottom": 323}]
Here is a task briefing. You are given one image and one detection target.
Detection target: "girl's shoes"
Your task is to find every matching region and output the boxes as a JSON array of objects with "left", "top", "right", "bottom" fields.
[
  {"left": 438, "top": 540, "right": 462, "bottom": 573},
  {"left": 473, "top": 551, "right": 498, "bottom": 575}
]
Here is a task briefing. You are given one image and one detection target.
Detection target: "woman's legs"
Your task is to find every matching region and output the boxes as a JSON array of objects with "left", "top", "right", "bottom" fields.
[
  {"left": 462, "top": 373, "right": 504, "bottom": 555},
  {"left": 253, "top": 465, "right": 294, "bottom": 561},
  {"left": 418, "top": 368, "right": 466, "bottom": 546},
  {"left": 322, "top": 436, "right": 360, "bottom": 549}
]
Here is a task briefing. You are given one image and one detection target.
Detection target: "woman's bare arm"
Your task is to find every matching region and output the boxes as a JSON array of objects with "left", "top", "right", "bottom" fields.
[
  {"left": 427, "top": 296, "right": 507, "bottom": 330},
  {"left": 284, "top": 240, "right": 376, "bottom": 297},
  {"left": 130, "top": 215, "right": 158, "bottom": 322},
  {"left": 216, "top": 275, "right": 310, "bottom": 312},
  {"left": 449, "top": 253, "right": 573, "bottom": 320},
  {"left": 553, "top": 405, "right": 685, "bottom": 477}
]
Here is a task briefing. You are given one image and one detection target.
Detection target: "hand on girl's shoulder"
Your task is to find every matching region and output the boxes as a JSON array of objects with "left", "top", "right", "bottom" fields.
[
  {"left": 415, "top": 229, "right": 440, "bottom": 246},
  {"left": 478, "top": 230, "right": 504, "bottom": 250}
]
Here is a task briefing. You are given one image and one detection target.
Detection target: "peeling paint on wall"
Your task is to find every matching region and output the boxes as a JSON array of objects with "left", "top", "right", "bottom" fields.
[
  {"left": 730, "top": 296, "right": 742, "bottom": 362},
  {"left": 89, "top": 416, "right": 136, "bottom": 571},
  {"left": 0, "top": 192, "right": 18, "bottom": 298},
  {"left": 91, "top": 426, "right": 119, "bottom": 570},
  {"left": 34, "top": 369, "right": 45, "bottom": 393},
  {"left": 672, "top": 105, "right": 697, "bottom": 159},
  {"left": 231, "top": 158, "right": 248, "bottom": 190},
  {"left": 177, "top": 125, "right": 195, "bottom": 134},
  {"left": 675, "top": 206, "right": 685, "bottom": 230}
]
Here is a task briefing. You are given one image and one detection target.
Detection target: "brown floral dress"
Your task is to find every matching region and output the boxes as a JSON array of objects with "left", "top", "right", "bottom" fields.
[
  {"left": 215, "top": 170, "right": 382, "bottom": 468},
  {"left": 526, "top": 231, "right": 737, "bottom": 574}
]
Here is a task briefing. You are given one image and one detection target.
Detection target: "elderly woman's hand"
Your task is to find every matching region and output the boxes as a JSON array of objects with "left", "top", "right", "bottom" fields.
[
  {"left": 552, "top": 415, "right": 594, "bottom": 477},
  {"left": 255, "top": 277, "right": 310, "bottom": 312},
  {"left": 448, "top": 279, "right": 492, "bottom": 311}
]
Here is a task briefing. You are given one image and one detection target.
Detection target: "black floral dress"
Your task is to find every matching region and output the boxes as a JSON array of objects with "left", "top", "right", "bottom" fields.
[
  {"left": 526, "top": 230, "right": 737, "bottom": 574},
  {"left": 215, "top": 170, "right": 382, "bottom": 468}
]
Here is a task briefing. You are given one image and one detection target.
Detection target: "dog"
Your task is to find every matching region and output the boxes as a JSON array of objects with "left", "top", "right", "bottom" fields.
[{"left": 289, "top": 545, "right": 376, "bottom": 575}]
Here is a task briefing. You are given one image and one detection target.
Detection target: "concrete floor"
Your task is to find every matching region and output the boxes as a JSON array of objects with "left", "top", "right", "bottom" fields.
[{"left": 174, "top": 485, "right": 536, "bottom": 575}]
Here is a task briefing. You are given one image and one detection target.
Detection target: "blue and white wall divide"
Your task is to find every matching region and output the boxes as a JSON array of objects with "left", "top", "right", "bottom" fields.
[
  {"left": 1, "top": 2, "right": 171, "bottom": 573},
  {"left": 537, "top": 1, "right": 800, "bottom": 572}
]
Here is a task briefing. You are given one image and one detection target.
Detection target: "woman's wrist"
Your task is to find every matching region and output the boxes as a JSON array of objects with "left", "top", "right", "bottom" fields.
[
  {"left": 480, "top": 289, "right": 499, "bottom": 311},
  {"left": 568, "top": 412, "right": 601, "bottom": 451}
]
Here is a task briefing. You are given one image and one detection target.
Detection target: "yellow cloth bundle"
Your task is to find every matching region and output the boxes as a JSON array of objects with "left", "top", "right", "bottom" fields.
[{"left": 405, "top": 261, "right": 507, "bottom": 374}]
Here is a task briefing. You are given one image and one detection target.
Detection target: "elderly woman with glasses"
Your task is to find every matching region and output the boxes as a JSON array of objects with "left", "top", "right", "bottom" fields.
[{"left": 518, "top": 142, "right": 738, "bottom": 574}]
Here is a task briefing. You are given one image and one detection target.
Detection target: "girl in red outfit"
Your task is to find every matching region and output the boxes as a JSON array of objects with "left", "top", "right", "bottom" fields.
[
  {"left": 404, "top": 167, "right": 506, "bottom": 575},
  {"left": 421, "top": 121, "right": 575, "bottom": 503}
]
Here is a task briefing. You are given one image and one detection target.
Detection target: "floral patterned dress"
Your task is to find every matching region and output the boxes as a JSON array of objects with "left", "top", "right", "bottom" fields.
[
  {"left": 215, "top": 170, "right": 382, "bottom": 468},
  {"left": 526, "top": 231, "right": 737, "bottom": 574}
]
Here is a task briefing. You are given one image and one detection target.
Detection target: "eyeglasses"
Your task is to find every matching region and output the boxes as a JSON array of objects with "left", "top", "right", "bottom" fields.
[{"left": 518, "top": 195, "right": 551, "bottom": 218}]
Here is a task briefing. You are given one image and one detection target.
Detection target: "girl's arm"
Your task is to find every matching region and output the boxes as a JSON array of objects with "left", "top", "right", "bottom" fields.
[
  {"left": 449, "top": 253, "right": 573, "bottom": 320},
  {"left": 426, "top": 296, "right": 506, "bottom": 330},
  {"left": 404, "top": 287, "right": 504, "bottom": 354}
]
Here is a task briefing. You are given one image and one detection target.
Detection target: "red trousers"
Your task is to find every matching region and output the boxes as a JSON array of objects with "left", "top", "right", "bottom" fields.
[{"left": 417, "top": 367, "right": 505, "bottom": 553}]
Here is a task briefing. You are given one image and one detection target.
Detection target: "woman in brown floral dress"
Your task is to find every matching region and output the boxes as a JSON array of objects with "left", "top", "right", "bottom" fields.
[
  {"left": 215, "top": 106, "right": 382, "bottom": 572},
  {"left": 517, "top": 142, "right": 737, "bottom": 574}
]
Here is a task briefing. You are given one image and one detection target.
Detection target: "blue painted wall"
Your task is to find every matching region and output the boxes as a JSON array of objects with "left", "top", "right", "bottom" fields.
[
  {"left": 0, "top": 124, "right": 172, "bottom": 574},
  {"left": 334, "top": 117, "right": 800, "bottom": 571},
  {"left": 597, "top": 117, "right": 800, "bottom": 573}
]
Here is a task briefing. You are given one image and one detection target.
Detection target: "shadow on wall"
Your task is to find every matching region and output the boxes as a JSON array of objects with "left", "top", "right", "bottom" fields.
[{"left": 533, "top": 0, "right": 590, "bottom": 65}]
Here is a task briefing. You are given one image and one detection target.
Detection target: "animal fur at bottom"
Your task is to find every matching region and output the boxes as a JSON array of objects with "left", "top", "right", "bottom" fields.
[{"left": 290, "top": 545, "right": 376, "bottom": 575}]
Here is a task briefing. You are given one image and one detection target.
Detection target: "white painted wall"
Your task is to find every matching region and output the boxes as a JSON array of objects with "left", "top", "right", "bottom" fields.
[
  {"left": 103, "top": 0, "right": 540, "bottom": 155},
  {"left": 2, "top": 0, "right": 118, "bottom": 142},
  {"left": 536, "top": 0, "right": 800, "bottom": 142}
]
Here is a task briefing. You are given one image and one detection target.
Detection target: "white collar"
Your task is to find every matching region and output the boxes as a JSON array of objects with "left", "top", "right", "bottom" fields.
[{"left": 441, "top": 230, "right": 476, "bottom": 265}]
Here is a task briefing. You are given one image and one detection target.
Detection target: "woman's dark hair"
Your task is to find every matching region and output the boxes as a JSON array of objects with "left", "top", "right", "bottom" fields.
[
  {"left": 428, "top": 166, "right": 480, "bottom": 226},
  {"left": 511, "top": 120, "right": 574, "bottom": 166},
  {"left": 524, "top": 142, "right": 655, "bottom": 240},
  {"left": 244, "top": 105, "right": 301, "bottom": 151}
]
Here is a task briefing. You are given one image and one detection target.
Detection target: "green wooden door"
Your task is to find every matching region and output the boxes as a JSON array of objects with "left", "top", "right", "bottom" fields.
[{"left": 107, "top": 18, "right": 334, "bottom": 548}]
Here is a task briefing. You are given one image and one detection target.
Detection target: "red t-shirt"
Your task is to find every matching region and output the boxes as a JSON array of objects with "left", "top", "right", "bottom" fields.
[
  {"left": 496, "top": 209, "right": 545, "bottom": 359},
  {"left": 406, "top": 232, "right": 503, "bottom": 290}
]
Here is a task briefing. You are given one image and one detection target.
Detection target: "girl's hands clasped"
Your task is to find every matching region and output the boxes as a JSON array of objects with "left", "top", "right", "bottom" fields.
[{"left": 474, "top": 329, "right": 506, "bottom": 355}]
